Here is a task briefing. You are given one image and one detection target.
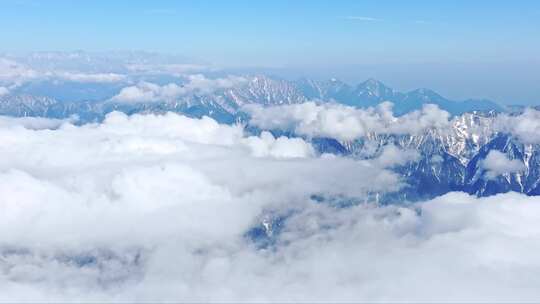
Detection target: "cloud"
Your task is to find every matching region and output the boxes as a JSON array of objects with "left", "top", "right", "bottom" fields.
[
  {"left": 111, "top": 75, "right": 247, "bottom": 102},
  {"left": 0, "top": 112, "right": 539, "bottom": 301},
  {"left": 481, "top": 150, "right": 525, "bottom": 180},
  {"left": 185, "top": 74, "right": 246, "bottom": 94},
  {"left": 0, "top": 86, "right": 9, "bottom": 96},
  {"left": 0, "top": 57, "right": 127, "bottom": 85},
  {"left": 52, "top": 72, "right": 126, "bottom": 83},
  {"left": 242, "top": 131, "right": 315, "bottom": 158},
  {"left": 375, "top": 144, "right": 420, "bottom": 168},
  {"left": 0, "top": 58, "right": 39, "bottom": 83},
  {"left": 125, "top": 63, "right": 211, "bottom": 75},
  {"left": 496, "top": 108, "right": 540, "bottom": 144},
  {"left": 244, "top": 101, "right": 451, "bottom": 141},
  {"left": 111, "top": 82, "right": 166, "bottom": 102},
  {"left": 0, "top": 115, "right": 76, "bottom": 130},
  {"left": 342, "top": 17, "right": 431, "bottom": 25},
  {"left": 342, "top": 16, "right": 384, "bottom": 22}
]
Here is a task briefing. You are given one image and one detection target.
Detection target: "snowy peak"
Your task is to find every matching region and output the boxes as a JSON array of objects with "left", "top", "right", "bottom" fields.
[{"left": 356, "top": 78, "right": 393, "bottom": 98}]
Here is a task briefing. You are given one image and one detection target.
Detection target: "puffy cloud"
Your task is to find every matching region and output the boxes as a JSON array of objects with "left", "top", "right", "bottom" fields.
[
  {"left": 111, "top": 75, "right": 246, "bottom": 103},
  {"left": 245, "top": 101, "right": 451, "bottom": 141},
  {"left": 374, "top": 144, "right": 420, "bottom": 167},
  {"left": 496, "top": 108, "right": 540, "bottom": 144},
  {"left": 111, "top": 82, "right": 166, "bottom": 102},
  {"left": 481, "top": 150, "right": 525, "bottom": 179},
  {"left": 245, "top": 102, "right": 367, "bottom": 141},
  {"left": 242, "top": 131, "right": 315, "bottom": 158},
  {"left": 0, "top": 86, "right": 8, "bottom": 96}
]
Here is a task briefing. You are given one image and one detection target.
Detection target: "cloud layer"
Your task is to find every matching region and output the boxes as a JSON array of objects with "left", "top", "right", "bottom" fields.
[
  {"left": 0, "top": 112, "right": 539, "bottom": 301},
  {"left": 0, "top": 57, "right": 127, "bottom": 84}
]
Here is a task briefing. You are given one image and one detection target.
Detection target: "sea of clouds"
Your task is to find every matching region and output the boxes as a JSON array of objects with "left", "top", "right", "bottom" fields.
[{"left": 1, "top": 110, "right": 540, "bottom": 302}]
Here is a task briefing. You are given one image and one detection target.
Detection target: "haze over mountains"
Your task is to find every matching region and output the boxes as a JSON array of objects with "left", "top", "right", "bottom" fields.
[
  {"left": 0, "top": 51, "right": 508, "bottom": 122},
  {"left": 1, "top": 75, "right": 505, "bottom": 122}
]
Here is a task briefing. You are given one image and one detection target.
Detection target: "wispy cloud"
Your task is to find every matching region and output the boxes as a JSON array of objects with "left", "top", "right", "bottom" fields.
[
  {"left": 341, "top": 16, "right": 384, "bottom": 22},
  {"left": 342, "top": 16, "right": 432, "bottom": 25}
]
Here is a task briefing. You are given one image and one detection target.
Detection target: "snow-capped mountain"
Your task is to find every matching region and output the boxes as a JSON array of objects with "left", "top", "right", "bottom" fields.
[
  {"left": 307, "top": 111, "right": 540, "bottom": 201},
  {"left": 2, "top": 75, "right": 504, "bottom": 120},
  {"left": 297, "top": 78, "right": 503, "bottom": 115},
  {"left": 1, "top": 73, "right": 536, "bottom": 200}
]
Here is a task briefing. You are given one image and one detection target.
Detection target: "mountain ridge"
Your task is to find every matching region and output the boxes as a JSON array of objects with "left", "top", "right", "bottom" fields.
[{"left": 1, "top": 75, "right": 505, "bottom": 122}]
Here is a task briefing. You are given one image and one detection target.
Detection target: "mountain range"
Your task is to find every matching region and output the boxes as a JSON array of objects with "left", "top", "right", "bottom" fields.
[
  {"left": 1, "top": 75, "right": 505, "bottom": 122},
  {"left": 0, "top": 74, "right": 537, "bottom": 201},
  {"left": 309, "top": 112, "right": 540, "bottom": 202}
]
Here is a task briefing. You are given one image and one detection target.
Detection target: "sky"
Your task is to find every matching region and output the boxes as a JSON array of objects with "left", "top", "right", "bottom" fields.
[{"left": 0, "top": 0, "right": 539, "bottom": 104}]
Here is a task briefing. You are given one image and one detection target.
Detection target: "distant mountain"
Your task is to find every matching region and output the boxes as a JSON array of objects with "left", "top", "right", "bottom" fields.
[
  {"left": 297, "top": 78, "right": 504, "bottom": 115},
  {"left": 2, "top": 50, "right": 196, "bottom": 74},
  {"left": 2, "top": 75, "right": 504, "bottom": 122}
]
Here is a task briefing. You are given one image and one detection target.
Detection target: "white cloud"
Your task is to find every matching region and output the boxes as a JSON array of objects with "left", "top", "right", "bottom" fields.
[
  {"left": 496, "top": 108, "right": 540, "bottom": 144},
  {"left": 0, "top": 112, "right": 539, "bottom": 301},
  {"left": 52, "top": 71, "right": 126, "bottom": 83},
  {"left": 0, "top": 86, "right": 8, "bottom": 96},
  {"left": 481, "top": 150, "right": 525, "bottom": 179},
  {"left": 245, "top": 101, "right": 451, "bottom": 141},
  {"left": 111, "top": 82, "right": 165, "bottom": 102},
  {"left": 242, "top": 131, "right": 315, "bottom": 158},
  {"left": 0, "top": 58, "right": 39, "bottom": 83},
  {"left": 0, "top": 57, "right": 126, "bottom": 85},
  {"left": 0, "top": 115, "right": 76, "bottom": 130},
  {"left": 125, "top": 63, "right": 211, "bottom": 75},
  {"left": 375, "top": 144, "right": 420, "bottom": 167},
  {"left": 111, "top": 75, "right": 247, "bottom": 103},
  {"left": 342, "top": 16, "right": 384, "bottom": 22}
]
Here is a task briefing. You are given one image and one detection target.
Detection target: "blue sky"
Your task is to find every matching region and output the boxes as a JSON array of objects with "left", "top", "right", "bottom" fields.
[{"left": 1, "top": 0, "right": 540, "bottom": 104}]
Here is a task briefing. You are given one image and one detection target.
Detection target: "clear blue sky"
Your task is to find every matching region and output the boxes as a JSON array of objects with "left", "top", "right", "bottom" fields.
[{"left": 1, "top": 0, "right": 539, "bottom": 104}]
